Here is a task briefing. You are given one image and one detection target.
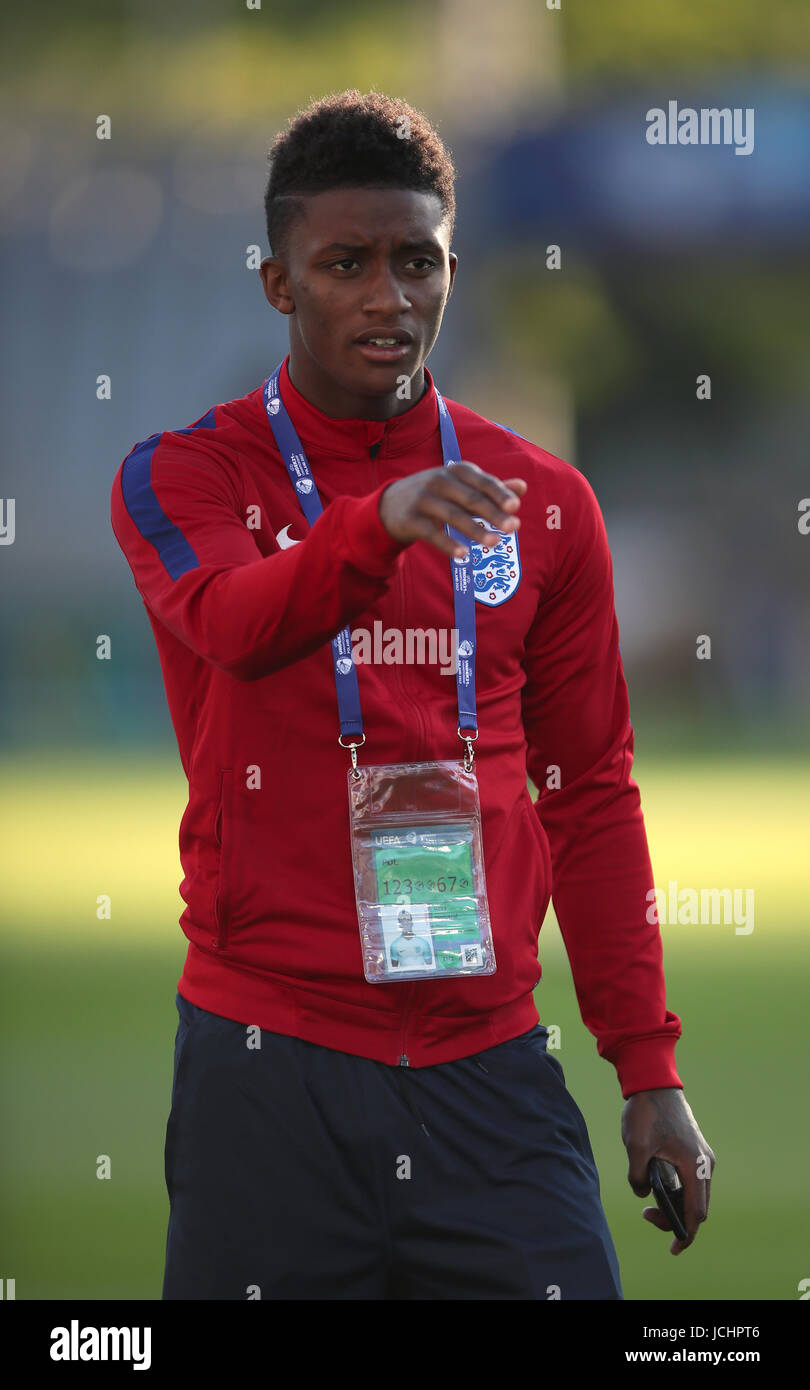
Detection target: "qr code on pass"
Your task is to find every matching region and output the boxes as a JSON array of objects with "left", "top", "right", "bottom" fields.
[{"left": 462, "top": 944, "right": 482, "bottom": 967}]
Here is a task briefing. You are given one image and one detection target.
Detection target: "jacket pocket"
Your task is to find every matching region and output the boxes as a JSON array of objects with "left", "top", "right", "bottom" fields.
[
  {"left": 522, "top": 787, "right": 552, "bottom": 901},
  {"left": 213, "top": 768, "right": 233, "bottom": 948}
]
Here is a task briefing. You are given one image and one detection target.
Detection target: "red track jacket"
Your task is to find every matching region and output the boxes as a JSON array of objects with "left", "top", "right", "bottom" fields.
[{"left": 110, "top": 354, "right": 682, "bottom": 1097}]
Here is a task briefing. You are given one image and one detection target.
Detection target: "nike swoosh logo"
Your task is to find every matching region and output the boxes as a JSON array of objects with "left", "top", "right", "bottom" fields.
[{"left": 275, "top": 525, "right": 301, "bottom": 549}]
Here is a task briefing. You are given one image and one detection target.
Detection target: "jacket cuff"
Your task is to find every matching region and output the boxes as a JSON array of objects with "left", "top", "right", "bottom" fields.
[
  {"left": 611, "top": 1037, "right": 684, "bottom": 1100},
  {"left": 338, "top": 482, "right": 411, "bottom": 576}
]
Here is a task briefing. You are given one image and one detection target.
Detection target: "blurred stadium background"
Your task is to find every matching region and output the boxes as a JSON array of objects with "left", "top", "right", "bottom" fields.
[{"left": 1, "top": 0, "right": 808, "bottom": 1300}]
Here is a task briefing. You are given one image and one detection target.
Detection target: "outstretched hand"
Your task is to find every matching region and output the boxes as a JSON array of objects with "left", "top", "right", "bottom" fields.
[{"left": 379, "top": 460, "right": 526, "bottom": 559}]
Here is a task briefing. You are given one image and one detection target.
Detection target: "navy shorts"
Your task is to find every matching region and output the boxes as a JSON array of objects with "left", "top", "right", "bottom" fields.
[{"left": 162, "top": 992, "right": 622, "bottom": 1300}]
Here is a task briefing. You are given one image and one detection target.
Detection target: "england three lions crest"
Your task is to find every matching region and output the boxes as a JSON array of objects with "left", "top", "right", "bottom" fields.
[{"left": 470, "top": 518, "right": 521, "bottom": 606}]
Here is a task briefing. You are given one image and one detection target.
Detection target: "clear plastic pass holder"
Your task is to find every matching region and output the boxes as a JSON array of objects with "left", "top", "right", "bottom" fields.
[{"left": 348, "top": 760, "right": 496, "bottom": 983}]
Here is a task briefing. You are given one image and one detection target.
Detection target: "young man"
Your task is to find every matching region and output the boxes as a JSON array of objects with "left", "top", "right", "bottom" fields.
[{"left": 110, "top": 89, "right": 714, "bottom": 1300}]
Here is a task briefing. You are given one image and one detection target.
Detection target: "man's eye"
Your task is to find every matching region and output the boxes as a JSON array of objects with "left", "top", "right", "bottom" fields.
[{"left": 328, "top": 257, "right": 437, "bottom": 272}]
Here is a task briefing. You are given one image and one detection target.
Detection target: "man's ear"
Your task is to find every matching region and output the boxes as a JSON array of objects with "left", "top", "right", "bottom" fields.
[{"left": 260, "top": 256, "right": 295, "bottom": 315}]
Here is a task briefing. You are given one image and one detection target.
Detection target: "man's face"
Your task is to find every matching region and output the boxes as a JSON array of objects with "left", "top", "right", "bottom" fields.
[{"left": 260, "top": 187, "right": 456, "bottom": 406}]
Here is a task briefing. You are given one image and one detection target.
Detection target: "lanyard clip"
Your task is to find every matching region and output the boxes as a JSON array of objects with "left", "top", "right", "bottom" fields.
[
  {"left": 339, "top": 732, "right": 366, "bottom": 780},
  {"left": 458, "top": 725, "right": 478, "bottom": 773}
]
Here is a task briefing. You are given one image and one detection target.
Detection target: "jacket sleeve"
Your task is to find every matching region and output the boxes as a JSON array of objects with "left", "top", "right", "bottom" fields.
[
  {"left": 110, "top": 432, "right": 409, "bottom": 681},
  {"left": 521, "top": 466, "right": 683, "bottom": 1099}
]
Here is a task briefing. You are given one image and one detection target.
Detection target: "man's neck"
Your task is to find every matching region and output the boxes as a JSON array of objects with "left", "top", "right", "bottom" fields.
[{"left": 287, "top": 349, "right": 426, "bottom": 421}]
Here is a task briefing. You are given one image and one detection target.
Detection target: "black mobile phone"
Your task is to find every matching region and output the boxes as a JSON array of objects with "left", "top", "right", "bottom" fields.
[{"left": 647, "top": 1158, "right": 688, "bottom": 1242}]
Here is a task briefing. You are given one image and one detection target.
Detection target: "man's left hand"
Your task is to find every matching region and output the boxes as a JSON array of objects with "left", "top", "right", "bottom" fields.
[{"left": 622, "top": 1088, "right": 716, "bottom": 1256}]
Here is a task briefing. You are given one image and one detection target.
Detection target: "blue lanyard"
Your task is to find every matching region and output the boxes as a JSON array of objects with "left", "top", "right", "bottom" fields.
[{"left": 262, "top": 359, "right": 477, "bottom": 760}]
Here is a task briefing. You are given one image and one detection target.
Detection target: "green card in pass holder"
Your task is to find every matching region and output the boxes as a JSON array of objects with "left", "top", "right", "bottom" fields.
[{"left": 348, "top": 760, "right": 496, "bottom": 983}]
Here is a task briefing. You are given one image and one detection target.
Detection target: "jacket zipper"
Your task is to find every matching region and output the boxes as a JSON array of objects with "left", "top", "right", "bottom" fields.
[
  {"left": 395, "top": 559, "right": 430, "bottom": 759},
  {"left": 370, "top": 441, "right": 422, "bottom": 1066},
  {"left": 398, "top": 981, "right": 416, "bottom": 1066},
  {"left": 368, "top": 443, "right": 427, "bottom": 762}
]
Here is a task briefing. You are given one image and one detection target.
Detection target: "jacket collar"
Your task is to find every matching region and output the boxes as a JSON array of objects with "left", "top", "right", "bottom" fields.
[{"left": 276, "top": 352, "right": 440, "bottom": 459}]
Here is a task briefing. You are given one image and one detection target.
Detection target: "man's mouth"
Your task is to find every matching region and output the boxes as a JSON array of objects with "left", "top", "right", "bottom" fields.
[{"left": 354, "top": 330, "right": 414, "bottom": 363}]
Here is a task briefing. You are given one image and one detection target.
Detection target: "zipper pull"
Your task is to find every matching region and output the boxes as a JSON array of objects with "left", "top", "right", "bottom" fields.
[{"left": 399, "top": 1052, "right": 410, "bottom": 1067}]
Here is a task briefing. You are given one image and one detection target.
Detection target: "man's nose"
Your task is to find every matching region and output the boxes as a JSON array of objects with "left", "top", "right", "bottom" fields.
[{"left": 362, "top": 264, "right": 411, "bottom": 314}]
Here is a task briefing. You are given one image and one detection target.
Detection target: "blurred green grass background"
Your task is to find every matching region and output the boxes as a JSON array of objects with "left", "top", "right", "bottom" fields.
[{"left": 1, "top": 749, "right": 806, "bottom": 1300}]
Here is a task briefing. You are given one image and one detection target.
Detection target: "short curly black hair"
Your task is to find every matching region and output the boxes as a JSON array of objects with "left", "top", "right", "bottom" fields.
[{"left": 264, "top": 88, "right": 456, "bottom": 260}]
